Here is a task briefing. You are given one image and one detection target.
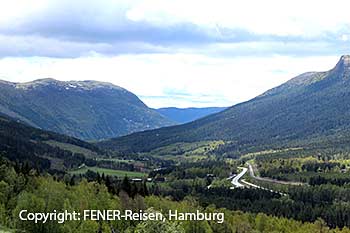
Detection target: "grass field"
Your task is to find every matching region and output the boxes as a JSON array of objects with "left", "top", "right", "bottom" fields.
[
  {"left": 69, "top": 166, "right": 146, "bottom": 178},
  {"left": 95, "top": 158, "right": 134, "bottom": 163},
  {"left": 45, "top": 140, "right": 99, "bottom": 158},
  {"left": 149, "top": 141, "right": 224, "bottom": 157}
]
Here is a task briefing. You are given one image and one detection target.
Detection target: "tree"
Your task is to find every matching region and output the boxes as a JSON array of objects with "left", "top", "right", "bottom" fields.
[
  {"left": 134, "top": 209, "right": 185, "bottom": 233},
  {"left": 314, "top": 218, "right": 329, "bottom": 233}
]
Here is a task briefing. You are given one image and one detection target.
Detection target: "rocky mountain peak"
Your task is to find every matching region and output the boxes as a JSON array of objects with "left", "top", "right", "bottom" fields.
[{"left": 333, "top": 55, "right": 350, "bottom": 75}]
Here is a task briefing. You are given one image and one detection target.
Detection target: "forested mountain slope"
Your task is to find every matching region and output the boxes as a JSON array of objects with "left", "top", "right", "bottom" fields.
[
  {"left": 99, "top": 55, "right": 350, "bottom": 153},
  {"left": 0, "top": 115, "right": 102, "bottom": 171},
  {"left": 0, "top": 78, "right": 174, "bottom": 140}
]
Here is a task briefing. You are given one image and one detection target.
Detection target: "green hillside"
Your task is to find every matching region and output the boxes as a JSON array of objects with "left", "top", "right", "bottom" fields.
[
  {"left": 0, "top": 114, "right": 102, "bottom": 171},
  {"left": 0, "top": 78, "right": 174, "bottom": 140},
  {"left": 98, "top": 55, "right": 350, "bottom": 153}
]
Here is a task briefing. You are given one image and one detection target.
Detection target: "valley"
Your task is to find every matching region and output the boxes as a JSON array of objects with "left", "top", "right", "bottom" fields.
[
  {"left": 2, "top": 56, "right": 350, "bottom": 232},
  {"left": 2, "top": 0, "right": 350, "bottom": 231}
]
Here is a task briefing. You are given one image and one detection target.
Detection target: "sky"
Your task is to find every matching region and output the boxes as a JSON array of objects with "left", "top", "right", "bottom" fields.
[{"left": 0, "top": 0, "right": 349, "bottom": 108}]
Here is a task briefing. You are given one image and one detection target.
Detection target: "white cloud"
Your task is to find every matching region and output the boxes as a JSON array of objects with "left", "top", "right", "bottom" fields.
[
  {"left": 125, "top": 0, "right": 350, "bottom": 37},
  {"left": 341, "top": 34, "right": 349, "bottom": 41},
  {"left": 1, "top": 0, "right": 350, "bottom": 41},
  {"left": 0, "top": 0, "right": 348, "bottom": 58},
  {"left": 0, "top": 0, "right": 347, "bottom": 107}
]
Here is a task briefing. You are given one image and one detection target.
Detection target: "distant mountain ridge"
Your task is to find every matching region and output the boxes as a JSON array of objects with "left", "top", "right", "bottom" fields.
[
  {"left": 155, "top": 107, "right": 226, "bottom": 124},
  {"left": 98, "top": 55, "right": 350, "bottom": 153},
  {"left": 0, "top": 78, "right": 174, "bottom": 140}
]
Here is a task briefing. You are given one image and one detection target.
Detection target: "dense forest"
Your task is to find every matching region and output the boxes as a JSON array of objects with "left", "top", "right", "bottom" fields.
[
  {"left": 4, "top": 112, "right": 350, "bottom": 232},
  {"left": 2, "top": 156, "right": 350, "bottom": 233}
]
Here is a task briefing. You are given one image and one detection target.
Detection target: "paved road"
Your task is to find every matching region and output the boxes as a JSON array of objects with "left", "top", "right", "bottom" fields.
[
  {"left": 241, "top": 179, "right": 287, "bottom": 196},
  {"left": 231, "top": 167, "right": 248, "bottom": 188},
  {"left": 229, "top": 165, "right": 287, "bottom": 196},
  {"left": 247, "top": 163, "right": 304, "bottom": 186}
]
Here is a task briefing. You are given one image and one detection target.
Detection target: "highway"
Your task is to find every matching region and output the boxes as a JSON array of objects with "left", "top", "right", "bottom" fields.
[
  {"left": 231, "top": 167, "right": 248, "bottom": 188},
  {"left": 247, "top": 162, "right": 304, "bottom": 186},
  {"left": 229, "top": 165, "right": 287, "bottom": 196}
]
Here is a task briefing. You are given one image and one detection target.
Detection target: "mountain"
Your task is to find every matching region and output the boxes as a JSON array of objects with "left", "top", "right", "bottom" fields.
[
  {"left": 98, "top": 55, "right": 350, "bottom": 153},
  {"left": 0, "top": 78, "right": 174, "bottom": 140},
  {"left": 155, "top": 107, "right": 226, "bottom": 124},
  {"left": 0, "top": 114, "right": 102, "bottom": 171}
]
